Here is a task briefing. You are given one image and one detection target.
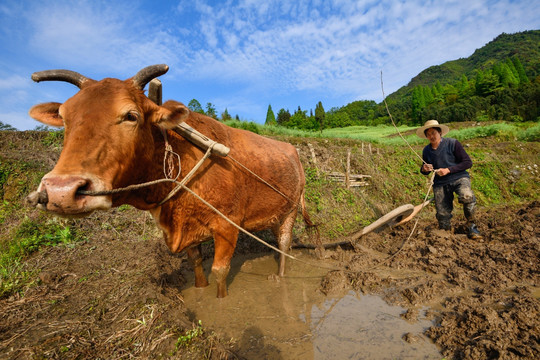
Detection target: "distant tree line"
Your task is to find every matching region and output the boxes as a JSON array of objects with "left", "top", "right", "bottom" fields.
[
  {"left": 397, "top": 56, "right": 539, "bottom": 125},
  {"left": 152, "top": 53, "right": 540, "bottom": 131},
  {"left": 187, "top": 98, "right": 237, "bottom": 122},
  {"left": 265, "top": 55, "right": 539, "bottom": 131}
]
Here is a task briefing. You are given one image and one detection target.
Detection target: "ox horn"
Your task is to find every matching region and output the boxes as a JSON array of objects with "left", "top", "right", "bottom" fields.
[
  {"left": 131, "top": 64, "right": 169, "bottom": 90},
  {"left": 31, "top": 69, "right": 91, "bottom": 88}
]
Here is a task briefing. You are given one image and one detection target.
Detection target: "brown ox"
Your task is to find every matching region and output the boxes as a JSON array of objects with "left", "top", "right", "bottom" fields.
[{"left": 28, "top": 64, "right": 313, "bottom": 298}]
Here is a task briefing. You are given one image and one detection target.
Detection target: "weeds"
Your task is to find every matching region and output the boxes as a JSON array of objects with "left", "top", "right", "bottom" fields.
[
  {"left": 304, "top": 167, "right": 328, "bottom": 212},
  {"left": 41, "top": 129, "right": 64, "bottom": 148},
  {"left": 517, "top": 122, "right": 540, "bottom": 141},
  {"left": 172, "top": 320, "right": 204, "bottom": 354},
  {"left": 0, "top": 217, "right": 84, "bottom": 298},
  {"left": 224, "top": 119, "right": 260, "bottom": 134}
]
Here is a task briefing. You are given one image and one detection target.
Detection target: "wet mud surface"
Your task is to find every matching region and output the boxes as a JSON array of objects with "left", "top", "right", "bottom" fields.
[
  {"left": 181, "top": 253, "right": 441, "bottom": 359},
  {"left": 320, "top": 201, "right": 540, "bottom": 359},
  {"left": 1, "top": 201, "right": 538, "bottom": 359}
]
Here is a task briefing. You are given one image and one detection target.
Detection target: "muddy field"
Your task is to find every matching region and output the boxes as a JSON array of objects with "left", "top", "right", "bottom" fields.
[
  {"left": 0, "top": 131, "right": 539, "bottom": 359},
  {"left": 321, "top": 200, "right": 539, "bottom": 359}
]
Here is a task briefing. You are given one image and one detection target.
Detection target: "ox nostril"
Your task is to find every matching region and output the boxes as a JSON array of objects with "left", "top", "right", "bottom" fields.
[
  {"left": 74, "top": 181, "right": 91, "bottom": 197},
  {"left": 41, "top": 175, "right": 90, "bottom": 206}
]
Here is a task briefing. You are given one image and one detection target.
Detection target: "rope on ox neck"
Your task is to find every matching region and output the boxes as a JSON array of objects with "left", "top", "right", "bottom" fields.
[
  {"left": 157, "top": 129, "right": 214, "bottom": 206},
  {"left": 77, "top": 128, "right": 295, "bottom": 208}
]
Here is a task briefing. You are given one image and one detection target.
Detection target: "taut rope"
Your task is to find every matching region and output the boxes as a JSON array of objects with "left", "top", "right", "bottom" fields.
[
  {"left": 366, "top": 72, "right": 436, "bottom": 269},
  {"left": 74, "top": 132, "right": 343, "bottom": 272}
]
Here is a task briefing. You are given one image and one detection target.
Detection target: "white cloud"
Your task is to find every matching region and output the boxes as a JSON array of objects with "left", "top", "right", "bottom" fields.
[
  {"left": 0, "top": 75, "right": 29, "bottom": 90},
  {"left": 1, "top": 0, "right": 538, "bottom": 129},
  {"left": 25, "top": 1, "right": 181, "bottom": 76},
  {"left": 162, "top": 0, "right": 538, "bottom": 104}
]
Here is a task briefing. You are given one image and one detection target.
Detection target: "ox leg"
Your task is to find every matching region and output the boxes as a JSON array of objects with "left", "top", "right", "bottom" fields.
[
  {"left": 211, "top": 227, "right": 239, "bottom": 298},
  {"left": 187, "top": 245, "right": 209, "bottom": 288},
  {"left": 273, "top": 211, "right": 296, "bottom": 277}
]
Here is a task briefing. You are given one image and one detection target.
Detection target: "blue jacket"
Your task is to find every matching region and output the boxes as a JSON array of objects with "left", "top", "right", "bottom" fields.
[{"left": 420, "top": 137, "right": 472, "bottom": 186}]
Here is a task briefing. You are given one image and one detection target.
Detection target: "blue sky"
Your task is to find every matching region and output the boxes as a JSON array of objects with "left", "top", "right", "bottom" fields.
[{"left": 1, "top": 0, "right": 538, "bottom": 130}]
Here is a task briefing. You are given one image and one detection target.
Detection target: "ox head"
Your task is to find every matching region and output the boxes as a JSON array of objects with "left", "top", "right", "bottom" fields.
[{"left": 28, "top": 64, "right": 189, "bottom": 216}]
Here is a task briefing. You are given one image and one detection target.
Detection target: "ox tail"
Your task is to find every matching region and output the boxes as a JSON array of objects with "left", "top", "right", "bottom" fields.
[{"left": 299, "top": 189, "right": 323, "bottom": 253}]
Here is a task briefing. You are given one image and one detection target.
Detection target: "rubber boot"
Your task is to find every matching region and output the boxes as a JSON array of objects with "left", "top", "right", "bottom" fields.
[
  {"left": 467, "top": 223, "right": 483, "bottom": 240},
  {"left": 438, "top": 220, "right": 451, "bottom": 231}
]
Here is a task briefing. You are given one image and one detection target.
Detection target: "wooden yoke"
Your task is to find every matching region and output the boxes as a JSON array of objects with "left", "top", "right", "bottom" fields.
[{"left": 148, "top": 79, "right": 230, "bottom": 157}]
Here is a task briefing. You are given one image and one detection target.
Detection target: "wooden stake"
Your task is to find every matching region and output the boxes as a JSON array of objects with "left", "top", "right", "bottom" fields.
[{"left": 346, "top": 149, "right": 351, "bottom": 189}]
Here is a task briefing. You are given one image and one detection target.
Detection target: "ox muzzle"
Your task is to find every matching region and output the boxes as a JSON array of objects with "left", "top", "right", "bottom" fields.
[{"left": 27, "top": 174, "right": 112, "bottom": 216}]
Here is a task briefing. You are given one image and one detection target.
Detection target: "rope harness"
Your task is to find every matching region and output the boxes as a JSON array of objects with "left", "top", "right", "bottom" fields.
[
  {"left": 75, "top": 128, "right": 339, "bottom": 271},
  {"left": 72, "top": 74, "right": 436, "bottom": 275}
]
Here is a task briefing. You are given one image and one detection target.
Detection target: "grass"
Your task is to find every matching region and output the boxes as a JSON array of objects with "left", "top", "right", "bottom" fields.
[
  {"left": 40, "top": 129, "right": 64, "bottom": 148},
  {"left": 225, "top": 119, "right": 539, "bottom": 145},
  {"left": 171, "top": 320, "right": 205, "bottom": 355},
  {"left": 0, "top": 217, "right": 84, "bottom": 298},
  {"left": 517, "top": 122, "right": 540, "bottom": 141}
]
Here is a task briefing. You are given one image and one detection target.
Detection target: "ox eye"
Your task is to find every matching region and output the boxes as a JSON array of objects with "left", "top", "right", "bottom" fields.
[{"left": 124, "top": 111, "right": 139, "bottom": 122}]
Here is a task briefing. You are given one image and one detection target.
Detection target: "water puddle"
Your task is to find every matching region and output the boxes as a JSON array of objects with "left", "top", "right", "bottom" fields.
[{"left": 181, "top": 251, "right": 442, "bottom": 359}]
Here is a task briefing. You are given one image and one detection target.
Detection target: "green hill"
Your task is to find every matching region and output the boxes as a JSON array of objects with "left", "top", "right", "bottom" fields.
[
  {"left": 271, "top": 30, "right": 540, "bottom": 130},
  {"left": 393, "top": 30, "right": 540, "bottom": 96},
  {"left": 369, "top": 30, "right": 540, "bottom": 126}
]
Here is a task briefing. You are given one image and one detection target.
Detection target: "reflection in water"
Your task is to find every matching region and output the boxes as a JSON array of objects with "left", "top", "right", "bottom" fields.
[{"left": 181, "top": 252, "right": 441, "bottom": 359}]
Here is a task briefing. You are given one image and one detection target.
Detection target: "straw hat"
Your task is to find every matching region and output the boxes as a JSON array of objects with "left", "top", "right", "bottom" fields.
[{"left": 416, "top": 120, "right": 450, "bottom": 139}]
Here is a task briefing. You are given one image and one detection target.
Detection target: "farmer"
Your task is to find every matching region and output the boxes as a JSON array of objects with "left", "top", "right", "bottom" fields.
[{"left": 417, "top": 120, "right": 482, "bottom": 239}]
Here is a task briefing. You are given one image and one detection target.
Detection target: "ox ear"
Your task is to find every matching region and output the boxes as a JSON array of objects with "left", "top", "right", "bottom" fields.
[
  {"left": 29, "top": 102, "right": 64, "bottom": 127},
  {"left": 150, "top": 100, "right": 190, "bottom": 129}
]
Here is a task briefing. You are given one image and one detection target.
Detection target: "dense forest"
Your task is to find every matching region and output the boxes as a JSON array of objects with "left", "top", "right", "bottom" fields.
[{"left": 268, "top": 30, "right": 540, "bottom": 130}]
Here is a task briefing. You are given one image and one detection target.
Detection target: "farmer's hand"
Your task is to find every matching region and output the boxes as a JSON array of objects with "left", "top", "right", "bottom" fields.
[
  {"left": 422, "top": 164, "right": 434, "bottom": 172},
  {"left": 436, "top": 168, "right": 450, "bottom": 176}
]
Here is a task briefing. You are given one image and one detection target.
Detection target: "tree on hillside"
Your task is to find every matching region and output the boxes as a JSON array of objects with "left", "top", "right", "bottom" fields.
[
  {"left": 458, "top": 75, "right": 475, "bottom": 97},
  {"left": 206, "top": 103, "right": 218, "bottom": 120},
  {"left": 276, "top": 108, "right": 291, "bottom": 126},
  {"left": 221, "top": 108, "right": 232, "bottom": 121},
  {"left": 342, "top": 100, "right": 378, "bottom": 125},
  {"left": 265, "top": 105, "right": 277, "bottom": 125},
  {"left": 0, "top": 121, "right": 16, "bottom": 130},
  {"left": 315, "top": 101, "right": 325, "bottom": 131},
  {"left": 475, "top": 70, "right": 500, "bottom": 96},
  {"left": 411, "top": 86, "right": 426, "bottom": 122},
  {"left": 188, "top": 99, "right": 205, "bottom": 114},
  {"left": 288, "top": 106, "right": 307, "bottom": 128},
  {"left": 512, "top": 56, "right": 529, "bottom": 83},
  {"left": 325, "top": 110, "right": 352, "bottom": 128}
]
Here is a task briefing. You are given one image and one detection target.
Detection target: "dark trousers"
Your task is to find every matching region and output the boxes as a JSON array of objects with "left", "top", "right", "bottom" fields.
[{"left": 433, "top": 177, "right": 476, "bottom": 228}]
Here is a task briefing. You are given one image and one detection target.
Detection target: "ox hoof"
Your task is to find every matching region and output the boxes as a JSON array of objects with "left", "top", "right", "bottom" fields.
[
  {"left": 194, "top": 279, "right": 209, "bottom": 288},
  {"left": 216, "top": 287, "right": 228, "bottom": 298}
]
